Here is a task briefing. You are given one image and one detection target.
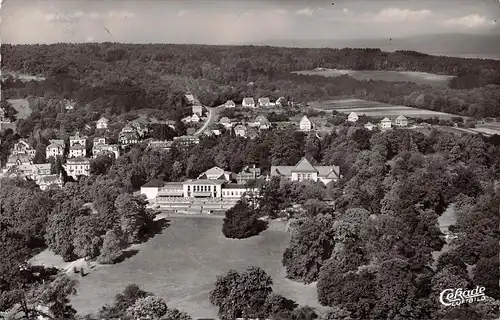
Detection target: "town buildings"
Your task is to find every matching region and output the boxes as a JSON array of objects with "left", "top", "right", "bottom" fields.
[
  {"left": 147, "top": 140, "right": 173, "bottom": 151},
  {"left": 258, "top": 97, "right": 271, "bottom": 107},
  {"left": 63, "top": 157, "right": 90, "bottom": 179},
  {"left": 299, "top": 116, "right": 314, "bottom": 132},
  {"left": 348, "top": 112, "right": 359, "bottom": 122},
  {"left": 6, "top": 154, "right": 33, "bottom": 168},
  {"left": 270, "top": 156, "right": 341, "bottom": 185},
  {"left": 249, "top": 115, "right": 271, "bottom": 130},
  {"left": 173, "top": 135, "right": 200, "bottom": 145},
  {"left": 69, "top": 132, "right": 87, "bottom": 158},
  {"left": 219, "top": 117, "right": 233, "bottom": 129},
  {"left": 380, "top": 117, "right": 392, "bottom": 129},
  {"left": 92, "top": 137, "right": 120, "bottom": 159},
  {"left": 234, "top": 125, "right": 247, "bottom": 138},
  {"left": 192, "top": 104, "right": 204, "bottom": 115},
  {"left": 242, "top": 97, "right": 256, "bottom": 108},
  {"left": 11, "top": 140, "right": 36, "bottom": 157},
  {"left": 364, "top": 122, "right": 375, "bottom": 131},
  {"left": 394, "top": 115, "right": 408, "bottom": 127},
  {"left": 141, "top": 166, "right": 263, "bottom": 205},
  {"left": 224, "top": 100, "right": 236, "bottom": 108},
  {"left": 119, "top": 124, "right": 140, "bottom": 146},
  {"left": 46, "top": 139, "right": 65, "bottom": 159},
  {"left": 96, "top": 117, "right": 109, "bottom": 129}
]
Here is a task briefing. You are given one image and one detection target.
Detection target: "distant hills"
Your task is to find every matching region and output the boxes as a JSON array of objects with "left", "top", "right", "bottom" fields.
[{"left": 250, "top": 33, "right": 500, "bottom": 60}]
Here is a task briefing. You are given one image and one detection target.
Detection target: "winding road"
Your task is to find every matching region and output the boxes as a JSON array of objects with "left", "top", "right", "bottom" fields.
[{"left": 193, "top": 104, "right": 224, "bottom": 136}]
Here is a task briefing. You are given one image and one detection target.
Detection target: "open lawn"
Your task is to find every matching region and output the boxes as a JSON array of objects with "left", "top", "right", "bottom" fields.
[
  {"left": 293, "top": 69, "right": 454, "bottom": 87},
  {"left": 310, "top": 99, "right": 459, "bottom": 120},
  {"left": 60, "top": 217, "right": 321, "bottom": 318}
]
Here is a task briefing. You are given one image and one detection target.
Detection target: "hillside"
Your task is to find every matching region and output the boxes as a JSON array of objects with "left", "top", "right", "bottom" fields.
[{"left": 255, "top": 33, "right": 500, "bottom": 60}]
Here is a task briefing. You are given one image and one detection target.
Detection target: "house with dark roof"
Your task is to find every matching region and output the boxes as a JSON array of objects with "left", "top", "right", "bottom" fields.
[{"left": 270, "top": 155, "right": 341, "bottom": 185}]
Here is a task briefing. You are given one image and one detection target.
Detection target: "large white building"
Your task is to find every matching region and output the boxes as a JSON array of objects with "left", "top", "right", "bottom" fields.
[
  {"left": 63, "top": 157, "right": 90, "bottom": 179},
  {"left": 69, "top": 132, "right": 87, "bottom": 158},
  {"left": 141, "top": 166, "right": 262, "bottom": 202},
  {"left": 46, "top": 139, "right": 65, "bottom": 159},
  {"left": 270, "top": 156, "right": 341, "bottom": 185},
  {"left": 92, "top": 137, "right": 120, "bottom": 159}
]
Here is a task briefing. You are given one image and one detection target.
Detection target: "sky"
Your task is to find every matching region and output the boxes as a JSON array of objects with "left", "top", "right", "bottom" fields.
[{"left": 1, "top": 0, "right": 499, "bottom": 44}]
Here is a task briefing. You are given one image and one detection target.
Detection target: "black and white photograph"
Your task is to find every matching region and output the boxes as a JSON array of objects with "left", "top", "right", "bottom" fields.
[{"left": 0, "top": 0, "right": 499, "bottom": 319}]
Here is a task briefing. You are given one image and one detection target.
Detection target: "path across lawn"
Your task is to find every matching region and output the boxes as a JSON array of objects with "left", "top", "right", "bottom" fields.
[{"left": 69, "top": 216, "right": 321, "bottom": 318}]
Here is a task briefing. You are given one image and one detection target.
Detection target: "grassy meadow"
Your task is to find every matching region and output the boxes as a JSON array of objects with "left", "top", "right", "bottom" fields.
[
  {"left": 293, "top": 69, "right": 454, "bottom": 87},
  {"left": 309, "top": 99, "right": 459, "bottom": 120},
  {"left": 33, "top": 217, "right": 321, "bottom": 319}
]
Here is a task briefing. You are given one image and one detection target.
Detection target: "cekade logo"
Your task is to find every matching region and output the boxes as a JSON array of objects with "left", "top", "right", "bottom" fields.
[{"left": 439, "top": 286, "right": 486, "bottom": 306}]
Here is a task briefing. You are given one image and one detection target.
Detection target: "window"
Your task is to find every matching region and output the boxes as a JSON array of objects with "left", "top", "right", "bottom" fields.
[{"left": 306, "top": 173, "right": 311, "bottom": 180}]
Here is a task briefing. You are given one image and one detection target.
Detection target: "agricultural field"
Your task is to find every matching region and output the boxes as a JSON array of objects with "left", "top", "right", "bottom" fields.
[
  {"left": 33, "top": 217, "right": 321, "bottom": 318},
  {"left": 309, "top": 99, "right": 459, "bottom": 120},
  {"left": 293, "top": 68, "right": 454, "bottom": 87},
  {"left": 472, "top": 122, "right": 500, "bottom": 136}
]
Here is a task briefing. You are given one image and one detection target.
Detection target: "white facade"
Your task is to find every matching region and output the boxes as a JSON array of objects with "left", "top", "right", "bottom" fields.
[
  {"left": 69, "top": 145, "right": 86, "bottom": 158},
  {"left": 364, "top": 122, "right": 375, "bottom": 131},
  {"left": 191, "top": 113, "right": 200, "bottom": 122},
  {"left": 348, "top": 112, "right": 359, "bottom": 122},
  {"left": 96, "top": 117, "right": 109, "bottom": 129},
  {"left": 299, "top": 116, "right": 313, "bottom": 132},
  {"left": 258, "top": 98, "right": 271, "bottom": 107},
  {"left": 11, "top": 140, "right": 36, "bottom": 156},
  {"left": 46, "top": 140, "right": 65, "bottom": 159},
  {"left": 394, "top": 115, "right": 408, "bottom": 127},
  {"left": 234, "top": 125, "right": 247, "bottom": 138},
  {"left": 380, "top": 117, "right": 392, "bottom": 129},
  {"left": 242, "top": 98, "right": 256, "bottom": 108},
  {"left": 225, "top": 100, "right": 236, "bottom": 108},
  {"left": 63, "top": 158, "right": 90, "bottom": 179},
  {"left": 192, "top": 104, "right": 203, "bottom": 115}
]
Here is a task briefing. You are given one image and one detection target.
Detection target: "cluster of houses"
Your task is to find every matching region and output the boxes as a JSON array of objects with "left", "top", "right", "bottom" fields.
[
  {"left": 224, "top": 97, "right": 287, "bottom": 109},
  {"left": 218, "top": 115, "right": 271, "bottom": 139},
  {"left": 347, "top": 112, "right": 409, "bottom": 130},
  {"left": 2, "top": 140, "right": 63, "bottom": 190},
  {"left": 140, "top": 155, "right": 341, "bottom": 212}
]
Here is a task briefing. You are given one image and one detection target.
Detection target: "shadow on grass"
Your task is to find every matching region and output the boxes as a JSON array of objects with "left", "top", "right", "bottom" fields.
[
  {"left": 139, "top": 218, "right": 172, "bottom": 243},
  {"left": 114, "top": 249, "right": 140, "bottom": 264}
]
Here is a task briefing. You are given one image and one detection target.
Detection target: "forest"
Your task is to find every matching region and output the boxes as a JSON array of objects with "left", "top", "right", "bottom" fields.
[
  {"left": 1, "top": 43, "right": 499, "bottom": 319},
  {"left": 2, "top": 43, "right": 500, "bottom": 120},
  {"left": 1, "top": 124, "right": 500, "bottom": 319}
]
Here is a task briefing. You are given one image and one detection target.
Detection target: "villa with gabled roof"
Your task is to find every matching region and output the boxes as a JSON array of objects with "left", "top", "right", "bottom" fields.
[
  {"left": 197, "top": 166, "right": 235, "bottom": 181},
  {"left": 394, "top": 115, "right": 408, "bottom": 127},
  {"left": 242, "top": 97, "right": 256, "bottom": 108},
  {"left": 270, "top": 155, "right": 341, "bottom": 185}
]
